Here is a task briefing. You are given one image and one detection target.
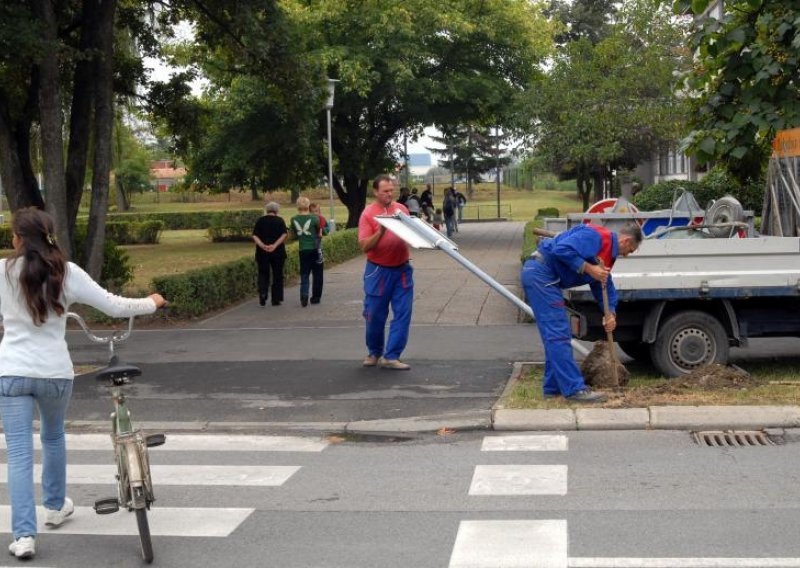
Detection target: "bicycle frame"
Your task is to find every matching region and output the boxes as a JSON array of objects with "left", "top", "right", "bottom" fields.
[{"left": 68, "top": 312, "right": 159, "bottom": 562}]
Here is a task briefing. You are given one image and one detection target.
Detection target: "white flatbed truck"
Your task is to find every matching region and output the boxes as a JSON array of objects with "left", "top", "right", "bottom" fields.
[{"left": 564, "top": 237, "right": 800, "bottom": 376}]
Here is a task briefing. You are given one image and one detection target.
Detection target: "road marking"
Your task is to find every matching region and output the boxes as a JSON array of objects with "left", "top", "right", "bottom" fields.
[
  {"left": 449, "top": 520, "right": 567, "bottom": 568},
  {"left": 6, "top": 433, "right": 330, "bottom": 453},
  {"left": 569, "top": 559, "right": 800, "bottom": 567},
  {"left": 0, "top": 506, "right": 252, "bottom": 537},
  {"left": 0, "top": 465, "right": 300, "bottom": 487},
  {"left": 481, "top": 434, "right": 568, "bottom": 452},
  {"left": 469, "top": 465, "right": 567, "bottom": 496}
]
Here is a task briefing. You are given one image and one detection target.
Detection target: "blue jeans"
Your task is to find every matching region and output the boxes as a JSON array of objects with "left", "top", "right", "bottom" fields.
[
  {"left": 363, "top": 261, "right": 414, "bottom": 361},
  {"left": 520, "top": 260, "right": 587, "bottom": 397},
  {"left": 0, "top": 377, "right": 73, "bottom": 539}
]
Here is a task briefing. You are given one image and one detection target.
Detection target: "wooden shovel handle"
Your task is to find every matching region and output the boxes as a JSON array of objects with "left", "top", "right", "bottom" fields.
[
  {"left": 599, "top": 265, "right": 620, "bottom": 386},
  {"left": 531, "top": 227, "right": 557, "bottom": 238}
]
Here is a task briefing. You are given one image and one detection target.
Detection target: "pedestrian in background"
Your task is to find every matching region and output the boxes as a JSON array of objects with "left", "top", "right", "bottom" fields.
[
  {"left": 432, "top": 208, "right": 444, "bottom": 232},
  {"left": 309, "top": 202, "right": 330, "bottom": 265},
  {"left": 0, "top": 208, "right": 166, "bottom": 560},
  {"left": 406, "top": 188, "right": 421, "bottom": 217},
  {"left": 455, "top": 189, "right": 467, "bottom": 222},
  {"left": 443, "top": 187, "right": 458, "bottom": 238},
  {"left": 358, "top": 174, "right": 414, "bottom": 370},
  {"left": 290, "top": 196, "right": 323, "bottom": 307},
  {"left": 252, "top": 201, "right": 288, "bottom": 307},
  {"left": 521, "top": 222, "right": 642, "bottom": 403}
]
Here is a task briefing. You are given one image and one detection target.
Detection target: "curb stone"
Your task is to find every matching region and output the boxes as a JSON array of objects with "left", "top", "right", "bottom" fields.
[{"left": 490, "top": 362, "right": 800, "bottom": 432}]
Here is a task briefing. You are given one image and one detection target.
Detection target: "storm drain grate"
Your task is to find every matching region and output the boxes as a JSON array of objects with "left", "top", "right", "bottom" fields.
[{"left": 693, "top": 430, "right": 774, "bottom": 447}]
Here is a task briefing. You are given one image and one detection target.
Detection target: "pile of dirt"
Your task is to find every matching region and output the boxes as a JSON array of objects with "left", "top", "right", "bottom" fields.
[
  {"left": 582, "top": 341, "right": 630, "bottom": 388},
  {"left": 649, "top": 363, "right": 758, "bottom": 394}
]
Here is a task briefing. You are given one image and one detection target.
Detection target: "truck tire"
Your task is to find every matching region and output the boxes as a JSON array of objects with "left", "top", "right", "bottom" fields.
[
  {"left": 650, "top": 310, "right": 729, "bottom": 377},
  {"left": 619, "top": 341, "right": 651, "bottom": 363}
]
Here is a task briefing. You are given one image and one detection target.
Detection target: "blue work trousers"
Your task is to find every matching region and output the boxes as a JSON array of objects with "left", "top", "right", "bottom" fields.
[
  {"left": 363, "top": 261, "right": 413, "bottom": 361},
  {"left": 521, "top": 259, "right": 587, "bottom": 397},
  {"left": 0, "top": 377, "right": 73, "bottom": 539}
]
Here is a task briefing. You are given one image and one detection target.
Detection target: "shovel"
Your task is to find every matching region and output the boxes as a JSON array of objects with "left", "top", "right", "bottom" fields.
[{"left": 600, "top": 277, "right": 620, "bottom": 387}]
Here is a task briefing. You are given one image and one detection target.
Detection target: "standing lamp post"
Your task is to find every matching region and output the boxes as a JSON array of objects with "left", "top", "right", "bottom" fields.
[{"left": 325, "top": 78, "right": 339, "bottom": 233}]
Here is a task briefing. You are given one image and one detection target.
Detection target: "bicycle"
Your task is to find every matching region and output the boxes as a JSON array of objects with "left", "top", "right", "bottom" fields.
[{"left": 68, "top": 312, "right": 165, "bottom": 564}]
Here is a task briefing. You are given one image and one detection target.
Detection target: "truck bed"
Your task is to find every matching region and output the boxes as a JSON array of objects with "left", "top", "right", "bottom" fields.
[{"left": 566, "top": 236, "right": 800, "bottom": 302}]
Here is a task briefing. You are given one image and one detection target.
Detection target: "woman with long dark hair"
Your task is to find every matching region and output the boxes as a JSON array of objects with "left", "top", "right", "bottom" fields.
[{"left": 0, "top": 208, "right": 166, "bottom": 559}]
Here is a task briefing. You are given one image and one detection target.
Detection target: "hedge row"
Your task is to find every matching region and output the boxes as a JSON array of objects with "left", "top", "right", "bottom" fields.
[
  {"left": 521, "top": 220, "right": 539, "bottom": 262},
  {"left": 106, "top": 210, "right": 262, "bottom": 230},
  {"left": 0, "top": 220, "right": 164, "bottom": 248},
  {"left": 632, "top": 169, "right": 764, "bottom": 214},
  {"left": 152, "top": 228, "right": 361, "bottom": 317}
]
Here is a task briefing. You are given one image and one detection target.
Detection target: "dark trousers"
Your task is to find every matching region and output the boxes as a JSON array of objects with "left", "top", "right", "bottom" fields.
[
  {"left": 257, "top": 254, "right": 285, "bottom": 304},
  {"left": 299, "top": 249, "right": 324, "bottom": 301}
]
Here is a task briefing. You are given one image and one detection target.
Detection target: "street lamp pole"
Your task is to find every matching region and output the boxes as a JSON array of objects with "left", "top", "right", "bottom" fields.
[{"left": 325, "top": 79, "right": 339, "bottom": 233}]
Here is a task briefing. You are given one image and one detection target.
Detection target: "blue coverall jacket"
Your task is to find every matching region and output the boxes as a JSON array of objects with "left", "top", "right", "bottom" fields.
[{"left": 520, "top": 224, "right": 620, "bottom": 397}]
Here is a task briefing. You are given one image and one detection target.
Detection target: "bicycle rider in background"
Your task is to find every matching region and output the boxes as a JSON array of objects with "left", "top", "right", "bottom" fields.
[{"left": 0, "top": 208, "right": 166, "bottom": 560}]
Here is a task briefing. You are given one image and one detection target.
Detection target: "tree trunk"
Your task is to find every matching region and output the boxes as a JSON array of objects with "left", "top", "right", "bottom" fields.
[
  {"left": 33, "top": 0, "right": 70, "bottom": 256},
  {"left": 114, "top": 180, "right": 129, "bottom": 212},
  {"left": 83, "top": 0, "right": 116, "bottom": 279},
  {"left": 0, "top": 85, "right": 45, "bottom": 212},
  {"left": 339, "top": 174, "right": 368, "bottom": 228},
  {"left": 577, "top": 169, "right": 592, "bottom": 212},
  {"left": 65, "top": 0, "right": 97, "bottom": 244},
  {"left": 592, "top": 166, "right": 606, "bottom": 204}
]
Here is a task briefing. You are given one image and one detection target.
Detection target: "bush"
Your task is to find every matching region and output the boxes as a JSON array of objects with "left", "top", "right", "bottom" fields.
[
  {"left": 535, "top": 207, "right": 560, "bottom": 219},
  {"left": 632, "top": 169, "right": 764, "bottom": 214},
  {"left": 152, "top": 228, "right": 361, "bottom": 317},
  {"left": 105, "top": 221, "right": 164, "bottom": 245},
  {"left": 207, "top": 210, "right": 264, "bottom": 242},
  {"left": 106, "top": 210, "right": 261, "bottom": 230},
  {"left": 72, "top": 227, "right": 134, "bottom": 293},
  {"left": 521, "top": 220, "right": 539, "bottom": 262}
]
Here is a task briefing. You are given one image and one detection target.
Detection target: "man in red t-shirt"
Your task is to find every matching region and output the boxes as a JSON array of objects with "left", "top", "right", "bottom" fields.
[{"left": 358, "top": 174, "right": 413, "bottom": 370}]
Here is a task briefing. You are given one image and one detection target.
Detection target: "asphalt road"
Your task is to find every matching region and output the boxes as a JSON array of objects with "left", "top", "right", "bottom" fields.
[{"left": 7, "top": 429, "right": 800, "bottom": 568}]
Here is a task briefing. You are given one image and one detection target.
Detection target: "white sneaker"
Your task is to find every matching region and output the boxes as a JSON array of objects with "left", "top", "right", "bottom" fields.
[
  {"left": 45, "top": 497, "right": 74, "bottom": 528},
  {"left": 8, "top": 537, "right": 35, "bottom": 559}
]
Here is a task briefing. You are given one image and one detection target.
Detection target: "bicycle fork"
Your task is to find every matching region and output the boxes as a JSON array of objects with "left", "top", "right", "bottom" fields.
[{"left": 94, "top": 389, "right": 164, "bottom": 515}]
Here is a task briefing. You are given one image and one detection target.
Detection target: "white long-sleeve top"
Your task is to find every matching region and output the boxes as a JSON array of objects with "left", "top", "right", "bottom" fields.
[{"left": 0, "top": 259, "right": 157, "bottom": 379}]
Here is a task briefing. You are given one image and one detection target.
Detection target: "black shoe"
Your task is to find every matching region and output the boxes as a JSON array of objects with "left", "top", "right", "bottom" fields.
[
  {"left": 301, "top": 296, "right": 309, "bottom": 307},
  {"left": 259, "top": 296, "right": 267, "bottom": 307},
  {"left": 565, "top": 388, "right": 606, "bottom": 403},
  {"left": 310, "top": 298, "right": 320, "bottom": 304},
  {"left": 272, "top": 301, "right": 281, "bottom": 306}
]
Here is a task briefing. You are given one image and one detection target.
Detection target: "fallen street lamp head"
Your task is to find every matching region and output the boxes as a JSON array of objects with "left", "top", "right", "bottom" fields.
[{"left": 375, "top": 211, "right": 457, "bottom": 251}]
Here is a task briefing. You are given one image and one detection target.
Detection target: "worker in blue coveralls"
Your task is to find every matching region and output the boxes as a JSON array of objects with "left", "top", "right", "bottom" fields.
[{"left": 521, "top": 222, "right": 643, "bottom": 403}]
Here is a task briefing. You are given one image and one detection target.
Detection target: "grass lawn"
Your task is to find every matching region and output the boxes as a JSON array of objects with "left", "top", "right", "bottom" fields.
[
  {"left": 122, "top": 230, "right": 253, "bottom": 293},
  {"left": 503, "top": 360, "right": 800, "bottom": 409}
]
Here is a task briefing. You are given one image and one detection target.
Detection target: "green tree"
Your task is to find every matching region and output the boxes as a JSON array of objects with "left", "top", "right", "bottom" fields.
[
  {"left": 531, "top": 0, "right": 690, "bottom": 210},
  {"left": 429, "top": 125, "right": 511, "bottom": 195},
  {"left": 289, "top": 0, "right": 554, "bottom": 226},
  {"left": 674, "top": 0, "right": 800, "bottom": 183},
  {"left": 113, "top": 121, "right": 153, "bottom": 211}
]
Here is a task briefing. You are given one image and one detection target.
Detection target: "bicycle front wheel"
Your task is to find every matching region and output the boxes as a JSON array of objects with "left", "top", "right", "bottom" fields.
[{"left": 133, "top": 488, "right": 154, "bottom": 563}]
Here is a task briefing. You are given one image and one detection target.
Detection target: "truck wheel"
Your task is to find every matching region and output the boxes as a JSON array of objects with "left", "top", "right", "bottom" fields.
[
  {"left": 650, "top": 310, "right": 729, "bottom": 377},
  {"left": 619, "top": 341, "right": 651, "bottom": 363}
]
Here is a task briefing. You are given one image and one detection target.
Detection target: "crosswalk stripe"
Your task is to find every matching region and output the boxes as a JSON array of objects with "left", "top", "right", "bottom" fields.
[
  {"left": 481, "top": 434, "right": 568, "bottom": 452},
  {"left": 469, "top": 465, "right": 568, "bottom": 496},
  {"left": 0, "top": 506, "right": 252, "bottom": 537},
  {"left": 0, "top": 465, "right": 300, "bottom": 487},
  {"left": 569, "top": 559, "right": 800, "bottom": 567},
  {"left": 449, "top": 520, "right": 568, "bottom": 568},
  {"left": 6, "top": 434, "right": 329, "bottom": 453}
]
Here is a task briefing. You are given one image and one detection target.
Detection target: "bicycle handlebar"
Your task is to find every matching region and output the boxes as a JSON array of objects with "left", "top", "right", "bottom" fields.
[{"left": 67, "top": 312, "right": 135, "bottom": 347}]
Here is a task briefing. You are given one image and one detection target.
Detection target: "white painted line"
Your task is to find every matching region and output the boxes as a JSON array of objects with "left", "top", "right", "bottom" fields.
[
  {"left": 0, "top": 465, "right": 301, "bottom": 487},
  {"left": 569, "top": 559, "right": 800, "bottom": 567},
  {"left": 0, "top": 506, "right": 252, "bottom": 537},
  {"left": 5, "top": 433, "right": 330, "bottom": 452},
  {"left": 481, "top": 434, "right": 568, "bottom": 452},
  {"left": 449, "top": 520, "right": 567, "bottom": 568},
  {"left": 469, "top": 465, "right": 568, "bottom": 496}
]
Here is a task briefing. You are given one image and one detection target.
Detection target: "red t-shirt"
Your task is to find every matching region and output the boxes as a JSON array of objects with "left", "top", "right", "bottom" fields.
[{"left": 358, "top": 201, "right": 411, "bottom": 267}]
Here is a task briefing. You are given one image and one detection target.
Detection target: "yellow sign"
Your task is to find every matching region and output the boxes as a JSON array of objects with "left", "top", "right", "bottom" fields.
[{"left": 772, "top": 128, "right": 800, "bottom": 157}]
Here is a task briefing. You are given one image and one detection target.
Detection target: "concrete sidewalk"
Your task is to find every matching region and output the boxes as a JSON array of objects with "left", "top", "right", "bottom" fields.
[{"left": 67, "top": 220, "right": 800, "bottom": 434}]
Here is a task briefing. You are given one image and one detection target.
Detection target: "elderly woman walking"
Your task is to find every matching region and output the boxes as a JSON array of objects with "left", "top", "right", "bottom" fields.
[{"left": 252, "top": 201, "right": 289, "bottom": 307}]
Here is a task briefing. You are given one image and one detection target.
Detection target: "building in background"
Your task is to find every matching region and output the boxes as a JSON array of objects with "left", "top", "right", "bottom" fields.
[{"left": 150, "top": 160, "right": 186, "bottom": 192}]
